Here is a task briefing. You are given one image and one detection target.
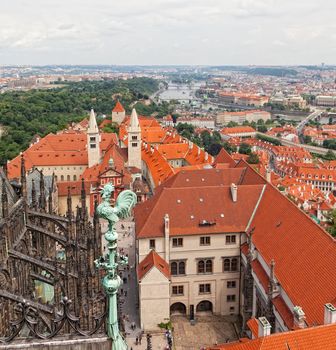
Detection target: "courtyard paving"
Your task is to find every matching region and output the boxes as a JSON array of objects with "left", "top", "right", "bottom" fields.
[{"left": 171, "top": 315, "right": 239, "bottom": 350}]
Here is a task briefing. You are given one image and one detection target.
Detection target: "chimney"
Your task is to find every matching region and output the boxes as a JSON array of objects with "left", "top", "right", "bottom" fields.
[
  {"left": 293, "top": 306, "right": 306, "bottom": 329},
  {"left": 258, "top": 317, "right": 271, "bottom": 337},
  {"left": 164, "top": 214, "right": 170, "bottom": 262},
  {"left": 231, "top": 183, "right": 237, "bottom": 202},
  {"left": 324, "top": 303, "right": 336, "bottom": 325},
  {"left": 197, "top": 147, "right": 201, "bottom": 156},
  {"left": 205, "top": 152, "right": 208, "bottom": 161},
  {"left": 188, "top": 140, "right": 193, "bottom": 149}
]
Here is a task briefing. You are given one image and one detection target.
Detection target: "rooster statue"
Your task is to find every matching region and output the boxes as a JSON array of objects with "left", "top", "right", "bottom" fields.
[{"left": 95, "top": 183, "right": 137, "bottom": 350}]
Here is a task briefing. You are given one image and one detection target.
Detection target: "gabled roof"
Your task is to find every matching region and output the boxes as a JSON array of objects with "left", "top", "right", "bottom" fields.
[
  {"left": 113, "top": 101, "right": 125, "bottom": 113},
  {"left": 137, "top": 250, "right": 170, "bottom": 281},
  {"left": 209, "top": 323, "right": 336, "bottom": 350},
  {"left": 135, "top": 169, "right": 264, "bottom": 238},
  {"left": 213, "top": 148, "right": 236, "bottom": 168},
  {"left": 7, "top": 132, "right": 117, "bottom": 179}
]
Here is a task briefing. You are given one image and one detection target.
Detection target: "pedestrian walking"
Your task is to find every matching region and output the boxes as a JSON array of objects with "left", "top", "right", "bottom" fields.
[
  {"left": 139, "top": 333, "right": 142, "bottom": 344},
  {"left": 135, "top": 336, "right": 138, "bottom": 345}
]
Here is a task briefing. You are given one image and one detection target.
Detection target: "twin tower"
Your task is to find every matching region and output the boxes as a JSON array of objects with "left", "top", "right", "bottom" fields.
[{"left": 87, "top": 106, "right": 142, "bottom": 171}]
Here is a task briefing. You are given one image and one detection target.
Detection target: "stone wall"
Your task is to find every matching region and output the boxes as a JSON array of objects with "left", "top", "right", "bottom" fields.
[{"left": 0, "top": 336, "right": 112, "bottom": 350}]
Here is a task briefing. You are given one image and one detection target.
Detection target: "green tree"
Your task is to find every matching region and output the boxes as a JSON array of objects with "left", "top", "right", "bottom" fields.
[
  {"left": 257, "top": 125, "right": 267, "bottom": 133},
  {"left": 247, "top": 152, "right": 260, "bottom": 164},
  {"left": 227, "top": 121, "right": 238, "bottom": 127},
  {"left": 239, "top": 142, "right": 252, "bottom": 155},
  {"left": 326, "top": 209, "right": 336, "bottom": 237}
]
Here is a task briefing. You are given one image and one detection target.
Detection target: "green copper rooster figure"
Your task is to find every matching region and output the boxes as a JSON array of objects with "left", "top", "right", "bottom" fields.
[{"left": 95, "top": 183, "right": 137, "bottom": 350}]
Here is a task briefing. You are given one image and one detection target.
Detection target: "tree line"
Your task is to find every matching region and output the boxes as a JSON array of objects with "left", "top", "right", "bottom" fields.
[{"left": 0, "top": 78, "right": 160, "bottom": 164}]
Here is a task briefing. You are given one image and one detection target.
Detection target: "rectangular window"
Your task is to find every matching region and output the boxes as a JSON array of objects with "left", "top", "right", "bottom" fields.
[
  {"left": 227, "top": 281, "right": 236, "bottom": 288},
  {"left": 132, "top": 136, "right": 137, "bottom": 140},
  {"left": 226, "top": 235, "right": 236, "bottom": 244},
  {"left": 172, "top": 238, "right": 183, "bottom": 247},
  {"left": 90, "top": 136, "right": 96, "bottom": 142},
  {"left": 90, "top": 144, "right": 96, "bottom": 149},
  {"left": 200, "top": 236, "right": 211, "bottom": 246},
  {"left": 172, "top": 285, "right": 184, "bottom": 295},
  {"left": 132, "top": 142, "right": 137, "bottom": 147},
  {"left": 227, "top": 295, "right": 236, "bottom": 302},
  {"left": 199, "top": 283, "right": 211, "bottom": 294},
  {"left": 149, "top": 239, "right": 155, "bottom": 249}
]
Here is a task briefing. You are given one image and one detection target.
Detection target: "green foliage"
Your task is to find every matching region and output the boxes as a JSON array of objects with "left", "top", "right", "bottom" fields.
[
  {"left": 324, "top": 150, "right": 336, "bottom": 160},
  {"left": 226, "top": 121, "right": 238, "bottom": 127},
  {"left": 222, "top": 142, "right": 237, "bottom": 154},
  {"left": 158, "top": 321, "right": 173, "bottom": 330},
  {"left": 303, "top": 135, "right": 312, "bottom": 144},
  {"left": 326, "top": 209, "right": 336, "bottom": 237},
  {"left": 256, "top": 133, "right": 282, "bottom": 146},
  {"left": 323, "top": 139, "right": 336, "bottom": 150},
  {"left": 239, "top": 142, "right": 252, "bottom": 155},
  {"left": 102, "top": 122, "right": 119, "bottom": 134},
  {"left": 176, "top": 123, "right": 195, "bottom": 139},
  {"left": 257, "top": 125, "right": 267, "bottom": 133},
  {"left": 247, "top": 152, "right": 260, "bottom": 164},
  {"left": 248, "top": 67, "right": 298, "bottom": 77},
  {"left": 0, "top": 78, "right": 159, "bottom": 165}
]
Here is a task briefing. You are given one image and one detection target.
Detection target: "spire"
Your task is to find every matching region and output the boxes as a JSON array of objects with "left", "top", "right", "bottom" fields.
[
  {"left": 39, "top": 170, "right": 46, "bottom": 210},
  {"left": 67, "top": 186, "right": 72, "bottom": 219},
  {"left": 2, "top": 177, "right": 8, "bottom": 218},
  {"left": 20, "top": 154, "right": 27, "bottom": 198},
  {"left": 130, "top": 108, "right": 140, "bottom": 130},
  {"left": 81, "top": 178, "right": 87, "bottom": 220},
  {"left": 88, "top": 108, "right": 98, "bottom": 133},
  {"left": 31, "top": 179, "right": 37, "bottom": 209}
]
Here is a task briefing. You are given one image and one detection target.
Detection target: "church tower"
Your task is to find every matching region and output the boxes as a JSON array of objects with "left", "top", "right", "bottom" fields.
[
  {"left": 127, "top": 108, "right": 142, "bottom": 170},
  {"left": 112, "top": 100, "right": 126, "bottom": 125},
  {"left": 87, "top": 109, "right": 100, "bottom": 168}
]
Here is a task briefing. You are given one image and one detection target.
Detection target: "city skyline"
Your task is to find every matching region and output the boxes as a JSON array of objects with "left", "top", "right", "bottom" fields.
[{"left": 1, "top": 0, "right": 336, "bottom": 66}]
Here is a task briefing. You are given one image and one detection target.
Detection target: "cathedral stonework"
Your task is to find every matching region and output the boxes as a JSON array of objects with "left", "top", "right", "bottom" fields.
[{"left": 0, "top": 156, "right": 105, "bottom": 343}]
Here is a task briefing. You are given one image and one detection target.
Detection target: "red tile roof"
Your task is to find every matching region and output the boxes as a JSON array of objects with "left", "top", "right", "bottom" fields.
[
  {"left": 7, "top": 132, "right": 117, "bottom": 179},
  {"left": 137, "top": 250, "right": 170, "bottom": 281},
  {"left": 250, "top": 184, "right": 336, "bottom": 326},
  {"left": 135, "top": 169, "right": 264, "bottom": 238},
  {"left": 246, "top": 318, "right": 258, "bottom": 338},
  {"left": 113, "top": 100, "right": 125, "bottom": 113},
  {"left": 213, "top": 148, "right": 236, "bottom": 168},
  {"left": 208, "top": 323, "right": 336, "bottom": 350}
]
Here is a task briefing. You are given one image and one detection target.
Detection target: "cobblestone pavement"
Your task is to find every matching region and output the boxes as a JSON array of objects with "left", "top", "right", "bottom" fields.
[{"left": 171, "top": 315, "right": 239, "bottom": 350}]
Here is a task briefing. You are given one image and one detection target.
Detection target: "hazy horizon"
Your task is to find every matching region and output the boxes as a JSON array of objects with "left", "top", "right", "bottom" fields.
[{"left": 1, "top": 0, "right": 336, "bottom": 66}]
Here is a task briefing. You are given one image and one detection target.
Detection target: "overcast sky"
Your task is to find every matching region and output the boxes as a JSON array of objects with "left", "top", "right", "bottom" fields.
[{"left": 0, "top": 0, "right": 335, "bottom": 65}]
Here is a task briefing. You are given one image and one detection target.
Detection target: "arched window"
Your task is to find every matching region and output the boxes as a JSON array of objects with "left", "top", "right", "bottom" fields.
[
  {"left": 198, "top": 260, "right": 205, "bottom": 273},
  {"left": 231, "top": 258, "right": 238, "bottom": 271},
  {"left": 67, "top": 175, "right": 70, "bottom": 181},
  {"left": 223, "top": 259, "right": 231, "bottom": 272},
  {"left": 171, "top": 262, "right": 177, "bottom": 276},
  {"left": 205, "top": 259, "right": 212, "bottom": 273},
  {"left": 179, "top": 261, "right": 185, "bottom": 275},
  {"left": 73, "top": 175, "right": 77, "bottom": 181},
  {"left": 61, "top": 175, "right": 64, "bottom": 181}
]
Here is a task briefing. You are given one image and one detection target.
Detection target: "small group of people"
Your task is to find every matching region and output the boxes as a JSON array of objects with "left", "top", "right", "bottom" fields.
[{"left": 135, "top": 333, "right": 143, "bottom": 345}]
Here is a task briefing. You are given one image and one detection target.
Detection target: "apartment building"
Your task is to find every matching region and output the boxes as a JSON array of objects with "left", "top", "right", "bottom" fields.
[
  {"left": 216, "top": 110, "right": 270, "bottom": 126},
  {"left": 135, "top": 152, "right": 336, "bottom": 337}
]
